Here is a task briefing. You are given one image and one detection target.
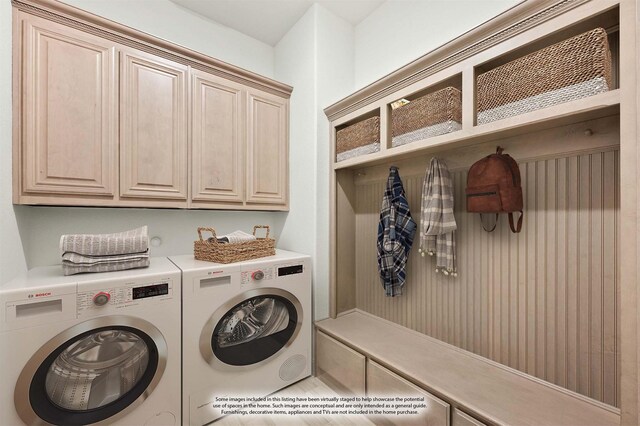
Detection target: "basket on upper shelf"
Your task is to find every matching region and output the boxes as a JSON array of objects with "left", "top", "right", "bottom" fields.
[
  {"left": 391, "top": 86, "right": 462, "bottom": 147},
  {"left": 194, "top": 225, "right": 275, "bottom": 264},
  {"left": 476, "top": 27, "right": 613, "bottom": 125},
  {"left": 336, "top": 115, "right": 380, "bottom": 162}
]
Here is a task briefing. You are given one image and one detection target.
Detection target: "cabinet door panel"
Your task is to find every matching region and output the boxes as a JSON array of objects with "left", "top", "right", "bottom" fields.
[
  {"left": 21, "top": 14, "right": 117, "bottom": 196},
  {"left": 192, "top": 70, "right": 244, "bottom": 203},
  {"left": 367, "top": 360, "right": 450, "bottom": 426},
  {"left": 120, "top": 50, "right": 188, "bottom": 200},
  {"left": 316, "top": 331, "right": 365, "bottom": 395},
  {"left": 452, "top": 409, "right": 486, "bottom": 426},
  {"left": 246, "top": 90, "right": 288, "bottom": 205}
]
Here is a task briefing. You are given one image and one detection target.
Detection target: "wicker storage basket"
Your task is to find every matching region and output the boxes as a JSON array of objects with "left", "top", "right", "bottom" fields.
[
  {"left": 391, "top": 87, "right": 462, "bottom": 147},
  {"left": 336, "top": 115, "right": 380, "bottom": 162},
  {"left": 477, "top": 27, "right": 612, "bottom": 124},
  {"left": 194, "top": 225, "right": 275, "bottom": 264}
]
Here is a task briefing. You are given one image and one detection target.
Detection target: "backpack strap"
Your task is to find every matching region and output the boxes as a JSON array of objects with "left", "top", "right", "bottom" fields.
[
  {"left": 508, "top": 211, "right": 523, "bottom": 233},
  {"left": 480, "top": 213, "right": 499, "bottom": 232}
]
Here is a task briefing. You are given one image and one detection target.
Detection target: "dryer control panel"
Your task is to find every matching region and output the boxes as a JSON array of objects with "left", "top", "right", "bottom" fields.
[{"left": 77, "top": 279, "right": 173, "bottom": 315}]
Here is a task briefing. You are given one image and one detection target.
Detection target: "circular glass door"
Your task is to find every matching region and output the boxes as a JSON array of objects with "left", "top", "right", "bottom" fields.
[
  {"left": 15, "top": 317, "right": 167, "bottom": 426},
  {"left": 211, "top": 293, "right": 299, "bottom": 366}
]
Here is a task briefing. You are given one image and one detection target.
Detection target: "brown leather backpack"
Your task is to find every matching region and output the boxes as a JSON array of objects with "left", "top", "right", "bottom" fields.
[{"left": 466, "top": 147, "right": 523, "bottom": 233}]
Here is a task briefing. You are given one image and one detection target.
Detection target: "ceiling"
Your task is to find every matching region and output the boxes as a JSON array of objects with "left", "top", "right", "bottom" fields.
[{"left": 170, "top": 0, "right": 385, "bottom": 46}]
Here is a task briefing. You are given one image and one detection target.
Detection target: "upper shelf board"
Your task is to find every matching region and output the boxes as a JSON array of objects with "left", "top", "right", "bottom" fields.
[{"left": 334, "top": 89, "right": 620, "bottom": 170}]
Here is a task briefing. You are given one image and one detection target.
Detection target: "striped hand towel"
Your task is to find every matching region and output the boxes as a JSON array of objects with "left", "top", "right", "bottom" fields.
[
  {"left": 60, "top": 226, "right": 149, "bottom": 257},
  {"left": 418, "top": 158, "right": 458, "bottom": 276}
]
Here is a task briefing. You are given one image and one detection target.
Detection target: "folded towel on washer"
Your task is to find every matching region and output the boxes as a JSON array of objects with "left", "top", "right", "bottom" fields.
[
  {"left": 207, "top": 230, "right": 256, "bottom": 244},
  {"left": 62, "top": 257, "right": 150, "bottom": 275},
  {"left": 62, "top": 250, "right": 149, "bottom": 265},
  {"left": 60, "top": 226, "right": 150, "bottom": 275},
  {"left": 60, "top": 226, "right": 149, "bottom": 257}
]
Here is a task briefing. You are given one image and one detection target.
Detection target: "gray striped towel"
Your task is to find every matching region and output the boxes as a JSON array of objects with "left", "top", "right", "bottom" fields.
[
  {"left": 60, "top": 226, "right": 149, "bottom": 257},
  {"left": 418, "top": 158, "right": 458, "bottom": 276},
  {"left": 62, "top": 258, "right": 150, "bottom": 276},
  {"left": 60, "top": 226, "right": 150, "bottom": 275},
  {"left": 207, "top": 230, "right": 257, "bottom": 244},
  {"left": 62, "top": 251, "right": 149, "bottom": 265}
]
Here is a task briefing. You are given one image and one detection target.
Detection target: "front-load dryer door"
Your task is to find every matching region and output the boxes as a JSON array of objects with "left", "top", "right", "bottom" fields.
[
  {"left": 200, "top": 288, "right": 302, "bottom": 367},
  {"left": 15, "top": 316, "right": 167, "bottom": 425}
]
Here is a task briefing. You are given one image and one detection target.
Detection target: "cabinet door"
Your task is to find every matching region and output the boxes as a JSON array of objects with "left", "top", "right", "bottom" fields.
[
  {"left": 316, "top": 331, "right": 365, "bottom": 395},
  {"left": 120, "top": 50, "right": 188, "bottom": 201},
  {"left": 452, "top": 409, "right": 486, "bottom": 426},
  {"left": 367, "top": 360, "right": 450, "bottom": 426},
  {"left": 191, "top": 69, "right": 244, "bottom": 204},
  {"left": 20, "top": 13, "right": 117, "bottom": 197},
  {"left": 246, "top": 89, "right": 288, "bottom": 206}
]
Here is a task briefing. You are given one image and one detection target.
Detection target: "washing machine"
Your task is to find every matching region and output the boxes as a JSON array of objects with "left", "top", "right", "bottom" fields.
[
  {"left": 0, "top": 257, "right": 181, "bottom": 426},
  {"left": 169, "top": 250, "right": 312, "bottom": 425}
]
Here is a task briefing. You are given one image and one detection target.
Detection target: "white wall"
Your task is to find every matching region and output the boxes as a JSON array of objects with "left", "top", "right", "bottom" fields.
[
  {"left": 315, "top": 6, "right": 354, "bottom": 320},
  {"left": 62, "top": 0, "right": 275, "bottom": 77},
  {"left": 274, "top": 6, "right": 316, "bottom": 261},
  {"left": 275, "top": 4, "right": 354, "bottom": 320},
  {"left": 0, "top": 0, "right": 28, "bottom": 284},
  {"left": 2, "top": 0, "right": 284, "bottom": 274},
  {"left": 354, "top": 0, "right": 521, "bottom": 89},
  {"left": 21, "top": 207, "right": 286, "bottom": 268}
]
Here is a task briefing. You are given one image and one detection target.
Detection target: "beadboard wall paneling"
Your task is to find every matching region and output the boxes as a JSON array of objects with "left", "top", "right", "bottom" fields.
[{"left": 354, "top": 149, "right": 620, "bottom": 407}]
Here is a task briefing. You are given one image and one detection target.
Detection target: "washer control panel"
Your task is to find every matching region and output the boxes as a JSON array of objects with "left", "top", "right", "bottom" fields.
[
  {"left": 241, "top": 267, "right": 274, "bottom": 285},
  {"left": 77, "top": 280, "right": 172, "bottom": 314},
  {"left": 240, "top": 262, "right": 306, "bottom": 287}
]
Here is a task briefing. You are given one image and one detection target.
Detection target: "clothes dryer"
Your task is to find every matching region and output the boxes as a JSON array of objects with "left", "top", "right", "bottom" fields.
[
  {"left": 169, "top": 250, "right": 312, "bottom": 425},
  {"left": 0, "top": 258, "right": 181, "bottom": 426}
]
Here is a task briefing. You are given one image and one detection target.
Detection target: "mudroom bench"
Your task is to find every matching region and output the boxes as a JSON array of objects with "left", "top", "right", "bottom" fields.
[{"left": 315, "top": 311, "right": 619, "bottom": 426}]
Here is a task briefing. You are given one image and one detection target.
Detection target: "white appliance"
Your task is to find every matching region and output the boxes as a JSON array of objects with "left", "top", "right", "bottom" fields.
[
  {"left": 170, "top": 250, "right": 312, "bottom": 426},
  {"left": 0, "top": 258, "right": 181, "bottom": 426}
]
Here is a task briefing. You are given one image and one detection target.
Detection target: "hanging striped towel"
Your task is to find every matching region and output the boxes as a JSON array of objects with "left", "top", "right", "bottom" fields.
[{"left": 418, "top": 158, "right": 458, "bottom": 276}]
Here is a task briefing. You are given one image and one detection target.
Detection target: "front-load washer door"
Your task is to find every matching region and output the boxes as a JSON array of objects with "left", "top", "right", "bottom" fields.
[
  {"left": 14, "top": 316, "right": 167, "bottom": 426},
  {"left": 200, "top": 288, "right": 302, "bottom": 367}
]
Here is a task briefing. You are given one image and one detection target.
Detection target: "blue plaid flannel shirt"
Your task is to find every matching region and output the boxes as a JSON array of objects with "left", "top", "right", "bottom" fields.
[{"left": 377, "top": 167, "right": 416, "bottom": 297}]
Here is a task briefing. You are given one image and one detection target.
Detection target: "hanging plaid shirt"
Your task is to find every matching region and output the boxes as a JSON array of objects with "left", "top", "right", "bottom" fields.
[{"left": 377, "top": 167, "right": 416, "bottom": 297}]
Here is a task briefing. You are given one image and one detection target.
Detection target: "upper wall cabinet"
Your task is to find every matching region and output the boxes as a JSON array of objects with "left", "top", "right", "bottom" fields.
[
  {"left": 18, "top": 14, "right": 117, "bottom": 198},
  {"left": 191, "top": 69, "right": 244, "bottom": 205},
  {"left": 119, "top": 49, "right": 189, "bottom": 203},
  {"left": 13, "top": 2, "right": 292, "bottom": 211},
  {"left": 246, "top": 90, "right": 289, "bottom": 205}
]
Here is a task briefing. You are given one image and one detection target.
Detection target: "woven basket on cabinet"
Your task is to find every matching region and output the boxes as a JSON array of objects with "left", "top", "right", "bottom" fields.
[
  {"left": 335, "top": 116, "right": 380, "bottom": 162},
  {"left": 194, "top": 225, "right": 275, "bottom": 264},
  {"left": 476, "top": 27, "right": 613, "bottom": 124},
  {"left": 391, "top": 86, "right": 462, "bottom": 147}
]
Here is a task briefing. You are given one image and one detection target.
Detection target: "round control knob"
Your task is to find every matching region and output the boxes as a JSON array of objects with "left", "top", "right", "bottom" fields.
[
  {"left": 93, "top": 292, "right": 111, "bottom": 306},
  {"left": 252, "top": 270, "right": 265, "bottom": 281}
]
